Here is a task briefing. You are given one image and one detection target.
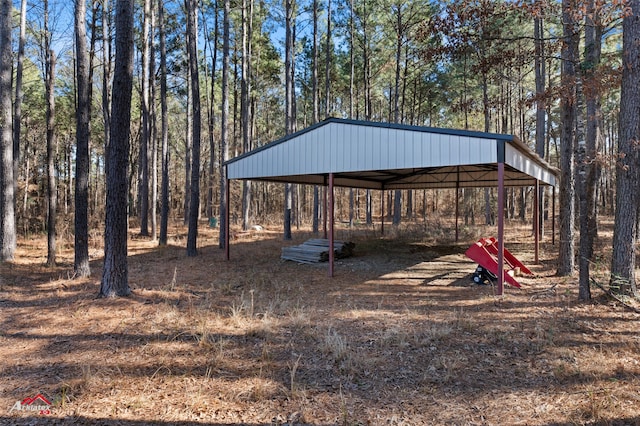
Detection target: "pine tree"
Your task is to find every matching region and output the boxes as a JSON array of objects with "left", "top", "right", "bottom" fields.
[{"left": 100, "top": 0, "right": 135, "bottom": 297}]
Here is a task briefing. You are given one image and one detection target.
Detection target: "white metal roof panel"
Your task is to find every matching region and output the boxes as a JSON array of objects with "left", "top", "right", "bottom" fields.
[
  {"left": 225, "top": 118, "right": 558, "bottom": 189},
  {"left": 504, "top": 140, "right": 557, "bottom": 186}
]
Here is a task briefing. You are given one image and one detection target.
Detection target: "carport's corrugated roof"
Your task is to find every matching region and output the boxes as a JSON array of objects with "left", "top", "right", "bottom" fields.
[{"left": 225, "top": 118, "right": 558, "bottom": 189}]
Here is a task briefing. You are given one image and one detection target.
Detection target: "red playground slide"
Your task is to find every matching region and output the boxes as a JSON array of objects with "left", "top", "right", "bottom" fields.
[{"left": 465, "top": 237, "right": 532, "bottom": 288}]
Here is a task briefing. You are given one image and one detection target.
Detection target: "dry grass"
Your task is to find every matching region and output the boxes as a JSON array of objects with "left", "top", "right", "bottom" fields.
[{"left": 0, "top": 219, "right": 639, "bottom": 425}]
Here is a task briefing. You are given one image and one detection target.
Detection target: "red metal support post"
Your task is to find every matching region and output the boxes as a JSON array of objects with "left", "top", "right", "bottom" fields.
[
  {"left": 323, "top": 177, "right": 328, "bottom": 239},
  {"left": 552, "top": 186, "right": 556, "bottom": 245},
  {"left": 497, "top": 162, "right": 505, "bottom": 296},
  {"left": 534, "top": 180, "right": 540, "bottom": 264},
  {"left": 381, "top": 189, "right": 385, "bottom": 236},
  {"left": 225, "top": 178, "right": 230, "bottom": 261},
  {"left": 328, "top": 173, "right": 335, "bottom": 277},
  {"left": 455, "top": 183, "right": 460, "bottom": 243},
  {"left": 455, "top": 167, "right": 460, "bottom": 243}
]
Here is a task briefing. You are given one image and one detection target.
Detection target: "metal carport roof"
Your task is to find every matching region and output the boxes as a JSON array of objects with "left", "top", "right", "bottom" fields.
[
  {"left": 225, "top": 118, "right": 558, "bottom": 189},
  {"left": 223, "top": 118, "right": 560, "bottom": 296}
]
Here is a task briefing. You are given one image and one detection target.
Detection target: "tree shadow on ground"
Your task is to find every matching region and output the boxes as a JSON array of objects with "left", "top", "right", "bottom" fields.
[{"left": 1, "top": 224, "right": 638, "bottom": 424}]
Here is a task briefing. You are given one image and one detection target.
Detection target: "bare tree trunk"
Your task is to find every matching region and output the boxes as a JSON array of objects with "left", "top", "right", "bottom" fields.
[
  {"left": 241, "top": 0, "right": 253, "bottom": 231},
  {"left": 102, "top": 0, "right": 112, "bottom": 170},
  {"left": 100, "top": 0, "right": 134, "bottom": 297},
  {"left": 74, "top": 0, "right": 91, "bottom": 276},
  {"left": 534, "top": 16, "right": 546, "bottom": 237},
  {"left": 348, "top": 0, "right": 355, "bottom": 120},
  {"left": 219, "top": 0, "right": 230, "bottom": 249},
  {"left": 184, "top": 72, "right": 192, "bottom": 225},
  {"left": 311, "top": 0, "right": 319, "bottom": 234},
  {"left": 392, "top": 190, "right": 401, "bottom": 225},
  {"left": 557, "top": 0, "right": 578, "bottom": 277},
  {"left": 347, "top": 0, "right": 356, "bottom": 228},
  {"left": 138, "top": 0, "right": 151, "bottom": 236},
  {"left": 186, "top": 0, "right": 201, "bottom": 257},
  {"left": 391, "top": 2, "right": 402, "bottom": 226},
  {"left": 158, "top": 0, "right": 169, "bottom": 246},
  {"left": 349, "top": 189, "right": 354, "bottom": 226},
  {"left": 206, "top": 2, "right": 218, "bottom": 220},
  {"left": 45, "top": 52, "right": 57, "bottom": 267},
  {"left": 13, "top": 0, "right": 27, "bottom": 202},
  {"left": 578, "top": 0, "right": 603, "bottom": 301},
  {"left": 484, "top": 188, "right": 492, "bottom": 225},
  {"left": 611, "top": 0, "right": 640, "bottom": 295},
  {"left": 149, "top": 4, "right": 157, "bottom": 241},
  {"left": 283, "top": 0, "right": 295, "bottom": 240},
  {"left": 363, "top": 6, "right": 371, "bottom": 120},
  {"left": 366, "top": 189, "right": 372, "bottom": 225},
  {"left": 0, "top": 0, "right": 13, "bottom": 262},
  {"left": 313, "top": 0, "right": 319, "bottom": 124},
  {"left": 393, "top": 1, "right": 401, "bottom": 124},
  {"left": 22, "top": 140, "right": 29, "bottom": 219},
  {"left": 481, "top": 72, "right": 493, "bottom": 226},
  {"left": 324, "top": 0, "right": 331, "bottom": 118}
]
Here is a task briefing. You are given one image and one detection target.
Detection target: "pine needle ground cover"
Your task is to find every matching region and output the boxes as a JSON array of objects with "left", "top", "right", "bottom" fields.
[{"left": 0, "top": 221, "right": 638, "bottom": 425}]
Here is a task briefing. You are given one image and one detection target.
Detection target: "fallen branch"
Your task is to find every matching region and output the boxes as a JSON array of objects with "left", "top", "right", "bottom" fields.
[
  {"left": 529, "top": 283, "right": 557, "bottom": 300},
  {"left": 591, "top": 278, "right": 640, "bottom": 314}
]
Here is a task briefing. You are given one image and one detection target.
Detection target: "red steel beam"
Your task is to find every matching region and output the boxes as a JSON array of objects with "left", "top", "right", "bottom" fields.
[
  {"left": 497, "top": 162, "right": 505, "bottom": 296},
  {"left": 328, "top": 173, "right": 335, "bottom": 277}
]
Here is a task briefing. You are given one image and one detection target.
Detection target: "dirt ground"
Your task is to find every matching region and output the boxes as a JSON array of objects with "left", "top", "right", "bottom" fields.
[{"left": 1, "top": 219, "right": 639, "bottom": 425}]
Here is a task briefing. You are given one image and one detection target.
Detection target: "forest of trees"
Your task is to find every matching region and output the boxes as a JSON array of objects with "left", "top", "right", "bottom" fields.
[{"left": 0, "top": 0, "right": 638, "bottom": 298}]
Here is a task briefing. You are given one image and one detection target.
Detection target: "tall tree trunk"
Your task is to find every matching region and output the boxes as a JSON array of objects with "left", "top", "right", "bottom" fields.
[
  {"left": 324, "top": 0, "right": 331, "bottom": 118},
  {"left": 241, "top": 0, "right": 253, "bottom": 231},
  {"left": 482, "top": 73, "right": 492, "bottom": 226},
  {"left": 393, "top": 2, "right": 402, "bottom": 124},
  {"left": 206, "top": 2, "right": 218, "bottom": 220},
  {"left": 611, "top": 0, "right": 640, "bottom": 295},
  {"left": 13, "top": 0, "right": 27, "bottom": 203},
  {"left": 184, "top": 72, "right": 192, "bottom": 225},
  {"left": 349, "top": 189, "right": 354, "bottom": 226},
  {"left": 363, "top": 0, "right": 371, "bottom": 120},
  {"left": 100, "top": 0, "right": 134, "bottom": 297},
  {"left": 186, "top": 0, "right": 201, "bottom": 257},
  {"left": 0, "top": 0, "right": 14, "bottom": 262},
  {"left": 74, "top": 0, "right": 91, "bottom": 276},
  {"left": 365, "top": 189, "right": 372, "bottom": 225},
  {"left": 219, "top": 0, "right": 230, "bottom": 249},
  {"left": 149, "top": 5, "right": 157, "bottom": 241},
  {"left": 158, "top": 0, "right": 169, "bottom": 246},
  {"left": 557, "top": 0, "right": 578, "bottom": 277},
  {"left": 312, "top": 0, "right": 319, "bottom": 123},
  {"left": 46, "top": 50, "right": 57, "bottom": 267},
  {"left": 534, "top": 16, "right": 546, "bottom": 238},
  {"left": 102, "top": 0, "right": 112, "bottom": 170},
  {"left": 578, "top": 0, "right": 603, "bottom": 301},
  {"left": 21, "top": 139, "right": 29, "bottom": 219},
  {"left": 283, "top": 0, "right": 295, "bottom": 240},
  {"left": 349, "top": 0, "right": 355, "bottom": 119},
  {"left": 392, "top": 1, "right": 402, "bottom": 226},
  {"left": 347, "top": 0, "right": 356, "bottom": 228},
  {"left": 311, "top": 0, "right": 319, "bottom": 234},
  {"left": 138, "top": 0, "right": 151, "bottom": 236}
]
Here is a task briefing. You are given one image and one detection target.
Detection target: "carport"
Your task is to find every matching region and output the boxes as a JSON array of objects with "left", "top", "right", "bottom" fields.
[{"left": 223, "top": 118, "right": 559, "bottom": 296}]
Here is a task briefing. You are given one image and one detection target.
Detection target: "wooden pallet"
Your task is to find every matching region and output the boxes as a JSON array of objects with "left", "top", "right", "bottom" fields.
[{"left": 281, "top": 239, "right": 355, "bottom": 263}]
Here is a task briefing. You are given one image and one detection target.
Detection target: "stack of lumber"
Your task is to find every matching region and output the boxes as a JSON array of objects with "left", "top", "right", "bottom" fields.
[{"left": 281, "top": 239, "right": 355, "bottom": 263}]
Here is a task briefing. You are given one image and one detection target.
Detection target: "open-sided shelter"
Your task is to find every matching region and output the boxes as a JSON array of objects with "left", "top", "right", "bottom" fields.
[{"left": 223, "top": 118, "right": 559, "bottom": 295}]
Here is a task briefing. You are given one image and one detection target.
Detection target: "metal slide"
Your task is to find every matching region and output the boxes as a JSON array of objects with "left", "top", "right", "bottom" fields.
[{"left": 465, "top": 237, "right": 533, "bottom": 288}]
